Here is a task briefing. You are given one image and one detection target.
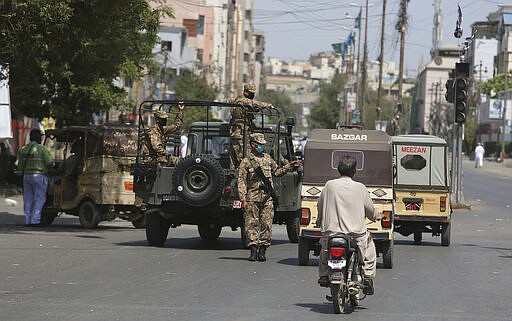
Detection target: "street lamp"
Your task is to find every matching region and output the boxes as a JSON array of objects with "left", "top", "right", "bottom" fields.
[{"left": 350, "top": 1, "right": 373, "bottom": 125}]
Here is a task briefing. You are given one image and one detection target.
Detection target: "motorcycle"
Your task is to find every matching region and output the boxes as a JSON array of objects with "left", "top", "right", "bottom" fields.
[{"left": 323, "top": 233, "right": 370, "bottom": 314}]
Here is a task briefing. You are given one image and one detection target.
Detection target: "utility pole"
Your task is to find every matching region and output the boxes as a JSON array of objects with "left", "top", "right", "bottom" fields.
[
  {"left": 397, "top": 0, "right": 408, "bottom": 134},
  {"left": 352, "top": 8, "right": 362, "bottom": 125},
  {"left": 360, "top": 0, "right": 370, "bottom": 126},
  {"left": 377, "top": 0, "right": 386, "bottom": 117},
  {"left": 501, "top": 65, "right": 509, "bottom": 161}
]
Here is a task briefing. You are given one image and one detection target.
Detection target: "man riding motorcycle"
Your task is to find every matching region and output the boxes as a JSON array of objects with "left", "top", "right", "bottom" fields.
[{"left": 316, "top": 155, "right": 381, "bottom": 294}]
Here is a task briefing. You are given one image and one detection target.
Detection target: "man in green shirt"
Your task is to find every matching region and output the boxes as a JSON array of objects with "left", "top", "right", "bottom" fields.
[{"left": 17, "top": 129, "right": 53, "bottom": 226}]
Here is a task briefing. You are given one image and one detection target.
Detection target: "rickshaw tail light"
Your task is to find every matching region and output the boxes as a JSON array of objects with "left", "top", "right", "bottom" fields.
[
  {"left": 124, "top": 181, "right": 134, "bottom": 191},
  {"left": 300, "top": 208, "right": 311, "bottom": 225},
  {"left": 381, "top": 210, "right": 392, "bottom": 228},
  {"left": 440, "top": 196, "right": 447, "bottom": 212},
  {"left": 329, "top": 247, "right": 346, "bottom": 257}
]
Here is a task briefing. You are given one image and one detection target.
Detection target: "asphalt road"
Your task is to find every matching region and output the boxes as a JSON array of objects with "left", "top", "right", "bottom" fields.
[{"left": 0, "top": 159, "right": 511, "bottom": 321}]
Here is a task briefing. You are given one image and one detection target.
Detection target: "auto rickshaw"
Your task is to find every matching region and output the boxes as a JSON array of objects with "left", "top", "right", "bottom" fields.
[
  {"left": 41, "top": 124, "right": 144, "bottom": 228},
  {"left": 298, "top": 128, "right": 394, "bottom": 268},
  {"left": 392, "top": 135, "right": 452, "bottom": 246}
]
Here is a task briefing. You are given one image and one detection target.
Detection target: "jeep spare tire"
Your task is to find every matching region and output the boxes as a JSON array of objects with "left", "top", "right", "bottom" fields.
[{"left": 173, "top": 154, "right": 224, "bottom": 207}]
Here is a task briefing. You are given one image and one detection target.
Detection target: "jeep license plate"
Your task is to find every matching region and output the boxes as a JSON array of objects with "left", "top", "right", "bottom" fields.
[
  {"left": 162, "top": 194, "right": 178, "bottom": 201},
  {"left": 232, "top": 200, "right": 242, "bottom": 209},
  {"left": 328, "top": 259, "right": 346, "bottom": 269}
]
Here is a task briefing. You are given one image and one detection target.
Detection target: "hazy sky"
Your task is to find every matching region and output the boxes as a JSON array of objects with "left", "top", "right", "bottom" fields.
[{"left": 253, "top": 0, "right": 503, "bottom": 76}]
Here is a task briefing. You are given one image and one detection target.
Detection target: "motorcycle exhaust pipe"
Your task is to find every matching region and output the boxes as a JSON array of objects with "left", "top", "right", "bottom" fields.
[{"left": 348, "top": 287, "right": 359, "bottom": 295}]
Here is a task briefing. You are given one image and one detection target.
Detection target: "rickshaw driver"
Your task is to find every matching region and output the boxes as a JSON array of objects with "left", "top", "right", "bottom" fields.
[{"left": 316, "top": 156, "right": 381, "bottom": 294}]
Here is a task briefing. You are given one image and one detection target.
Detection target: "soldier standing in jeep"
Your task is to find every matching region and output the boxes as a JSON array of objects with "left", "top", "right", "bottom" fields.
[
  {"left": 142, "top": 102, "right": 185, "bottom": 166},
  {"left": 228, "top": 84, "right": 273, "bottom": 169},
  {"left": 238, "top": 133, "right": 302, "bottom": 262}
]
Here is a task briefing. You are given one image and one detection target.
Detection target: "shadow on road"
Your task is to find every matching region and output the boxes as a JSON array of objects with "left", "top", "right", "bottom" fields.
[
  {"left": 117, "top": 236, "right": 290, "bottom": 250},
  {"left": 295, "top": 302, "right": 335, "bottom": 314},
  {"left": 0, "top": 212, "right": 132, "bottom": 235},
  {"left": 394, "top": 239, "right": 444, "bottom": 247}
]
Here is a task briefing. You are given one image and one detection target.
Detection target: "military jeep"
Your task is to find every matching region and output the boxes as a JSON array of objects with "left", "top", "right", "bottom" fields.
[{"left": 131, "top": 100, "right": 302, "bottom": 246}]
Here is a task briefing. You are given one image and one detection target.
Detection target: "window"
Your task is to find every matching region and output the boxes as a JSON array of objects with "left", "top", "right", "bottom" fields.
[
  {"left": 161, "top": 41, "right": 172, "bottom": 52},
  {"left": 196, "top": 49, "right": 204, "bottom": 65},
  {"left": 203, "top": 136, "right": 230, "bottom": 157},
  {"left": 400, "top": 154, "right": 427, "bottom": 170},
  {"left": 197, "top": 15, "right": 205, "bottom": 35},
  {"left": 331, "top": 151, "right": 364, "bottom": 171}
]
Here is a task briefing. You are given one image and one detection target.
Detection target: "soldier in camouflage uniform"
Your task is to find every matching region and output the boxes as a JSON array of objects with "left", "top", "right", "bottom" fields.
[
  {"left": 142, "top": 102, "right": 185, "bottom": 166},
  {"left": 238, "top": 133, "right": 302, "bottom": 261},
  {"left": 228, "top": 84, "right": 274, "bottom": 169}
]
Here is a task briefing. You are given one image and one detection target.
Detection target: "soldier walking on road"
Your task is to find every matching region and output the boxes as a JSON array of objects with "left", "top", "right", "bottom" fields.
[
  {"left": 228, "top": 84, "right": 274, "bottom": 169},
  {"left": 142, "top": 102, "right": 185, "bottom": 166},
  {"left": 238, "top": 133, "right": 302, "bottom": 262}
]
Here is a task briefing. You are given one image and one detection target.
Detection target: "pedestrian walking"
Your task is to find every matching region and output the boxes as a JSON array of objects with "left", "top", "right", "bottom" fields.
[
  {"left": 17, "top": 129, "right": 53, "bottom": 226},
  {"left": 474, "top": 143, "right": 485, "bottom": 168},
  {"left": 237, "top": 133, "right": 301, "bottom": 262}
]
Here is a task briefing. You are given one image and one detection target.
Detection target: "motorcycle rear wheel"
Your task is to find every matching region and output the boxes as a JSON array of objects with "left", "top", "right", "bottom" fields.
[{"left": 331, "top": 284, "right": 346, "bottom": 314}]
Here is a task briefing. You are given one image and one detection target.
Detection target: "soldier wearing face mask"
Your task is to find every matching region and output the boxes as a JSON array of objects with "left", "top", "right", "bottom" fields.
[
  {"left": 237, "top": 133, "right": 302, "bottom": 262},
  {"left": 142, "top": 102, "right": 185, "bottom": 166}
]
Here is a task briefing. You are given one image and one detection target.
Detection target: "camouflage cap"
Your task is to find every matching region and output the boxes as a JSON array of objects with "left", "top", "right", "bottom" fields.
[
  {"left": 154, "top": 110, "right": 168, "bottom": 119},
  {"left": 250, "top": 133, "right": 267, "bottom": 144},
  {"left": 244, "top": 84, "right": 256, "bottom": 93}
]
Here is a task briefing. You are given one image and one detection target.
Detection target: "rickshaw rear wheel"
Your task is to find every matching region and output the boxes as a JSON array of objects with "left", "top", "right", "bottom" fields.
[
  {"left": 413, "top": 232, "right": 422, "bottom": 244},
  {"left": 441, "top": 222, "right": 451, "bottom": 246}
]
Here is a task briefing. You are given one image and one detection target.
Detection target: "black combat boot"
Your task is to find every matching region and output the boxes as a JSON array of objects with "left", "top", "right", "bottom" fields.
[
  {"left": 248, "top": 245, "right": 258, "bottom": 261},
  {"left": 257, "top": 246, "right": 267, "bottom": 262}
]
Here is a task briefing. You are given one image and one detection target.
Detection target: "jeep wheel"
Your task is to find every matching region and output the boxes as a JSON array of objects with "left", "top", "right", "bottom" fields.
[
  {"left": 382, "top": 239, "right": 393, "bottom": 269},
  {"left": 286, "top": 212, "right": 300, "bottom": 243},
  {"left": 198, "top": 224, "right": 222, "bottom": 241},
  {"left": 131, "top": 215, "right": 146, "bottom": 229},
  {"left": 441, "top": 222, "right": 451, "bottom": 247},
  {"left": 173, "top": 155, "right": 224, "bottom": 207},
  {"left": 78, "top": 201, "right": 101, "bottom": 228},
  {"left": 145, "top": 209, "right": 170, "bottom": 246},
  {"left": 298, "top": 237, "right": 310, "bottom": 266}
]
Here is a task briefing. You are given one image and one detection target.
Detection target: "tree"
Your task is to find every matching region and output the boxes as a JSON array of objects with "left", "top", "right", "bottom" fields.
[
  {"left": 0, "top": 0, "right": 172, "bottom": 125},
  {"left": 173, "top": 73, "right": 220, "bottom": 130},
  {"left": 258, "top": 88, "right": 296, "bottom": 119},
  {"left": 309, "top": 73, "right": 347, "bottom": 129},
  {"left": 481, "top": 71, "right": 512, "bottom": 98}
]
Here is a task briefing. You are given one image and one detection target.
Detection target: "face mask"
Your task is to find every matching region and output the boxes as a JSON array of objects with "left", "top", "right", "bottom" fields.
[{"left": 255, "top": 144, "right": 265, "bottom": 154}]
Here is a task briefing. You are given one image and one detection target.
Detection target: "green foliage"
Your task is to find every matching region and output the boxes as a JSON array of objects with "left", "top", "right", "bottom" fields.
[
  {"left": 362, "top": 89, "right": 400, "bottom": 131},
  {"left": 173, "top": 73, "right": 220, "bottom": 130},
  {"left": 481, "top": 71, "right": 512, "bottom": 98},
  {"left": 0, "top": 0, "right": 171, "bottom": 125},
  {"left": 463, "top": 116, "right": 477, "bottom": 154},
  {"left": 258, "top": 88, "right": 295, "bottom": 119},
  {"left": 309, "top": 73, "right": 347, "bottom": 129}
]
